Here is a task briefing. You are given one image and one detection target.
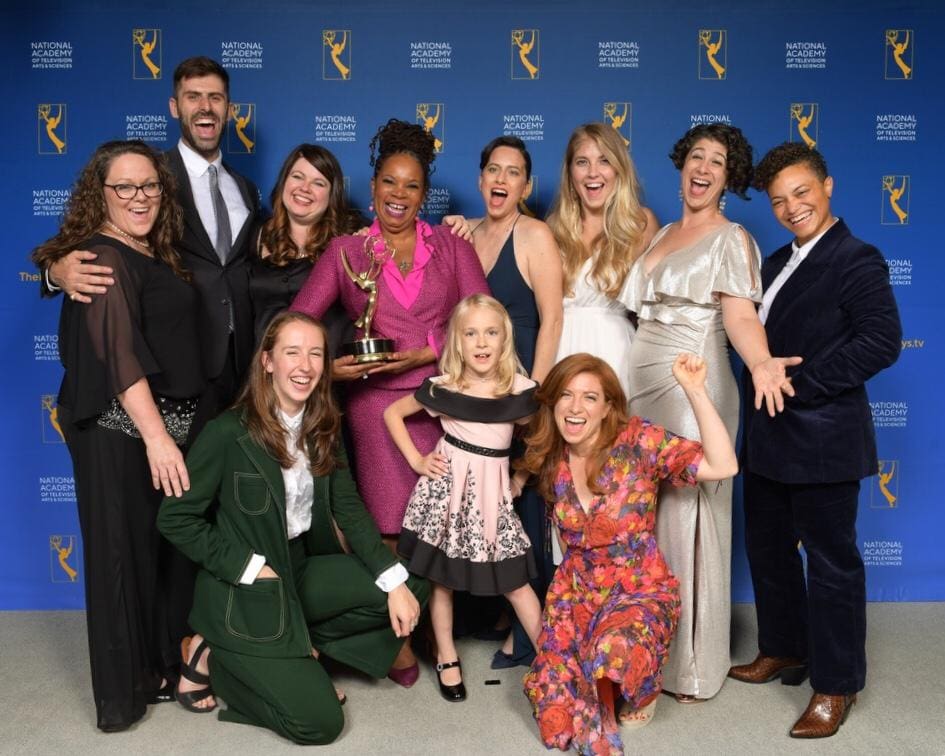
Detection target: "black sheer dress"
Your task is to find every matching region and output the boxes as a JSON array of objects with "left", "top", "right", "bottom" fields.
[{"left": 57, "top": 234, "right": 203, "bottom": 731}]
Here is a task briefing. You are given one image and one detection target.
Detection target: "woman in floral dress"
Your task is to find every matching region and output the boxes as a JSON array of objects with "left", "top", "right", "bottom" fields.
[{"left": 519, "top": 353, "right": 738, "bottom": 755}]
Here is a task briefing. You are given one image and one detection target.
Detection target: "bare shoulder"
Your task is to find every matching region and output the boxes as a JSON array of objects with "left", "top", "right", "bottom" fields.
[{"left": 516, "top": 216, "right": 557, "bottom": 249}]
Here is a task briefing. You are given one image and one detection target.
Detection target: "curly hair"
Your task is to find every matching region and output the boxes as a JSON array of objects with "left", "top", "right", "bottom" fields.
[
  {"left": 547, "top": 123, "right": 649, "bottom": 298},
  {"left": 438, "top": 294, "right": 524, "bottom": 396},
  {"left": 516, "top": 353, "right": 629, "bottom": 502},
  {"left": 752, "top": 142, "right": 829, "bottom": 192},
  {"left": 235, "top": 311, "right": 342, "bottom": 476},
  {"left": 369, "top": 118, "right": 437, "bottom": 191},
  {"left": 259, "top": 144, "right": 363, "bottom": 267},
  {"left": 670, "top": 123, "right": 754, "bottom": 200},
  {"left": 479, "top": 135, "right": 532, "bottom": 180},
  {"left": 31, "top": 140, "right": 187, "bottom": 279}
]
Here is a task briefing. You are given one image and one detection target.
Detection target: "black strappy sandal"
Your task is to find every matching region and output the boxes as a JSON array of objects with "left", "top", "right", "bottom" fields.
[{"left": 177, "top": 636, "right": 217, "bottom": 713}]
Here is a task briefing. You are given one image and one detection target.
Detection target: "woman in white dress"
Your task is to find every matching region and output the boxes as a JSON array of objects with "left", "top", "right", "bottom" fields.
[{"left": 547, "top": 123, "right": 658, "bottom": 397}]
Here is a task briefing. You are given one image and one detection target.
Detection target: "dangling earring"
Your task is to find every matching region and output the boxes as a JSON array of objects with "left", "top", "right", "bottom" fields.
[
  {"left": 718, "top": 193, "right": 727, "bottom": 213},
  {"left": 678, "top": 188, "right": 684, "bottom": 202},
  {"left": 368, "top": 202, "right": 374, "bottom": 213}
]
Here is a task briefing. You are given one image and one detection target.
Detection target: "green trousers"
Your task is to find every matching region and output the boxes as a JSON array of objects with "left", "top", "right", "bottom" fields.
[{"left": 209, "top": 541, "right": 430, "bottom": 744}]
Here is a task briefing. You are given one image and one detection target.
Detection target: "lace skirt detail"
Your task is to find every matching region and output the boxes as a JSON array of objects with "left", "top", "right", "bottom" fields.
[{"left": 97, "top": 395, "right": 199, "bottom": 446}]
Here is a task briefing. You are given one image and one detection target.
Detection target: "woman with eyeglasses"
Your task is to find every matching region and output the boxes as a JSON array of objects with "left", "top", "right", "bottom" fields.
[{"left": 31, "top": 140, "right": 205, "bottom": 732}]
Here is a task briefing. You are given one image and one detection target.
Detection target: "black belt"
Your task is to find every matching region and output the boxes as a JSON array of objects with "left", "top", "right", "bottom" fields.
[{"left": 443, "top": 433, "right": 511, "bottom": 458}]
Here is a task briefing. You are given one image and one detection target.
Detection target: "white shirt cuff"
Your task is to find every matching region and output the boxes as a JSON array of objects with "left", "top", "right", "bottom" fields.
[
  {"left": 239, "top": 553, "right": 267, "bottom": 584},
  {"left": 45, "top": 267, "right": 61, "bottom": 292},
  {"left": 375, "top": 562, "right": 409, "bottom": 592}
]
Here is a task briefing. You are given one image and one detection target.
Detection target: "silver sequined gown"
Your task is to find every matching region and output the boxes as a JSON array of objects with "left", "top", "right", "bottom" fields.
[{"left": 619, "top": 222, "right": 761, "bottom": 698}]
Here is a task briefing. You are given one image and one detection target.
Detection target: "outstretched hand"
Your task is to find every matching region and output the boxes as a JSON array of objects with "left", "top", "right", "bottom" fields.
[
  {"left": 751, "top": 356, "right": 803, "bottom": 416},
  {"left": 672, "top": 353, "right": 708, "bottom": 392}
]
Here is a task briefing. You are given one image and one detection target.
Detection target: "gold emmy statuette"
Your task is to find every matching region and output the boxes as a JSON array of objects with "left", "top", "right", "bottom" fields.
[
  {"left": 886, "top": 30, "right": 912, "bottom": 79},
  {"left": 791, "top": 104, "right": 817, "bottom": 149},
  {"left": 883, "top": 176, "right": 909, "bottom": 224},
  {"left": 133, "top": 29, "right": 161, "bottom": 79},
  {"left": 39, "top": 104, "right": 66, "bottom": 154},
  {"left": 230, "top": 103, "right": 255, "bottom": 152},
  {"left": 700, "top": 30, "right": 726, "bottom": 79},
  {"left": 603, "top": 102, "right": 630, "bottom": 147},
  {"left": 51, "top": 535, "right": 78, "bottom": 581},
  {"left": 417, "top": 103, "right": 443, "bottom": 152},
  {"left": 339, "top": 236, "right": 396, "bottom": 363},
  {"left": 323, "top": 30, "right": 351, "bottom": 80},
  {"left": 512, "top": 30, "right": 539, "bottom": 79}
]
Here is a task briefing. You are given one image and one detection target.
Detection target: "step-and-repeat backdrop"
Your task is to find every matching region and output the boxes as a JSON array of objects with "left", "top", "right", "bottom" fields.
[{"left": 3, "top": 1, "right": 940, "bottom": 608}]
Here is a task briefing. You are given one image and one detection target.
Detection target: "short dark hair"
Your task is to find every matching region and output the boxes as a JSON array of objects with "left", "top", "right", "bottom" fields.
[
  {"left": 479, "top": 136, "right": 532, "bottom": 180},
  {"left": 669, "top": 123, "right": 754, "bottom": 199},
  {"left": 368, "top": 119, "right": 437, "bottom": 191},
  {"left": 752, "top": 142, "right": 829, "bottom": 192},
  {"left": 172, "top": 57, "right": 230, "bottom": 97}
]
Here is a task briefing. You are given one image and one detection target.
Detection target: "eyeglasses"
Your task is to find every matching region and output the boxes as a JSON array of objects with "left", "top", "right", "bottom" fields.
[{"left": 104, "top": 182, "right": 164, "bottom": 200}]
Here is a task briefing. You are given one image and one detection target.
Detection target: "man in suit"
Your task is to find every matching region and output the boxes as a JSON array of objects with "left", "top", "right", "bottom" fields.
[
  {"left": 728, "top": 143, "right": 901, "bottom": 738},
  {"left": 47, "top": 56, "right": 259, "bottom": 416}
]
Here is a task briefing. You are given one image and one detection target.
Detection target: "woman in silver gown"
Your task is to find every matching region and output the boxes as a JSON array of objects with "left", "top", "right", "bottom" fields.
[{"left": 620, "top": 124, "right": 798, "bottom": 702}]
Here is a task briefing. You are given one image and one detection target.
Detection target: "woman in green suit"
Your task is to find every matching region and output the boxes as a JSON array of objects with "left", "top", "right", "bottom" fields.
[{"left": 157, "top": 311, "right": 429, "bottom": 744}]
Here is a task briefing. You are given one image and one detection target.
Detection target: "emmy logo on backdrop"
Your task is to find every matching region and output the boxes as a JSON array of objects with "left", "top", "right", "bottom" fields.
[
  {"left": 228, "top": 103, "right": 256, "bottom": 154},
  {"left": 50, "top": 535, "right": 78, "bottom": 582},
  {"left": 885, "top": 30, "right": 913, "bottom": 80},
  {"left": 416, "top": 103, "right": 444, "bottom": 153},
  {"left": 698, "top": 30, "right": 726, "bottom": 79},
  {"left": 41, "top": 395, "right": 65, "bottom": 444},
  {"left": 132, "top": 28, "right": 161, "bottom": 79},
  {"left": 790, "top": 103, "right": 818, "bottom": 149},
  {"left": 339, "top": 236, "right": 396, "bottom": 363},
  {"left": 872, "top": 460, "right": 899, "bottom": 508},
  {"left": 603, "top": 102, "right": 631, "bottom": 149},
  {"left": 882, "top": 176, "right": 910, "bottom": 225},
  {"left": 38, "top": 104, "right": 66, "bottom": 155},
  {"left": 323, "top": 30, "right": 351, "bottom": 80},
  {"left": 511, "top": 29, "right": 540, "bottom": 80}
]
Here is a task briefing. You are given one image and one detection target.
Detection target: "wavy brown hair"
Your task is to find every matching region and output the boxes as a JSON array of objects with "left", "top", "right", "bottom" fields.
[
  {"left": 259, "top": 144, "right": 362, "bottom": 267},
  {"left": 31, "top": 140, "right": 186, "bottom": 279},
  {"left": 235, "top": 311, "right": 342, "bottom": 475},
  {"left": 547, "top": 124, "right": 649, "bottom": 298},
  {"left": 518, "top": 353, "right": 628, "bottom": 501}
]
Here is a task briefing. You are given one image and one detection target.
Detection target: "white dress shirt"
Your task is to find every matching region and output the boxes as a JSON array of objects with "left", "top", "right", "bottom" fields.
[
  {"left": 240, "top": 409, "right": 409, "bottom": 592},
  {"left": 176, "top": 140, "right": 250, "bottom": 245},
  {"left": 758, "top": 219, "right": 836, "bottom": 324}
]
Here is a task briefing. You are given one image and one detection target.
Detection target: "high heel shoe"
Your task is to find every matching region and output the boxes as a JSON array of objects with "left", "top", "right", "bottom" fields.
[
  {"left": 435, "top": 660, "right": 466, "bottom": 702},
  {"left": 387, "top": 662, "right": 420, "bottom": 688},
  {"left": 177, "top": 636, "right": 216, "bottom": 713},
  {"left": 147, "top": 679, "right": 176, "bottom": 704}
]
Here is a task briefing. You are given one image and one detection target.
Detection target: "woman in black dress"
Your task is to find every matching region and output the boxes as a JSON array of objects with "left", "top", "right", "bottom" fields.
[
  {"left": 249, "top": 144, "right": 362, "bottom": 353},
  {"left": 31, "top": 140, "right": 204, "bottom": 731}
]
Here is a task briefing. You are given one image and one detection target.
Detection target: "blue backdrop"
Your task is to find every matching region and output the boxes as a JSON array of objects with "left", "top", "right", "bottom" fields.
[{"left": 3, "top": 0, "right": 941, "bottom": 609}]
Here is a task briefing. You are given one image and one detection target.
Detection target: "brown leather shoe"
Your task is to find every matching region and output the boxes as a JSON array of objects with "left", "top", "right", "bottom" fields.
[
  {"left": 728, "top": 653, "right": 808, "bottom": 685},
  {"left": 789, "top": 693, "right": 856, "bottom": 738}
]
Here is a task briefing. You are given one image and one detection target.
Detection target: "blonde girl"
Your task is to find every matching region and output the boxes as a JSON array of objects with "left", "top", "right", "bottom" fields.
[{"left": 384, "top": 294, "right": 542, "bottom": 702}]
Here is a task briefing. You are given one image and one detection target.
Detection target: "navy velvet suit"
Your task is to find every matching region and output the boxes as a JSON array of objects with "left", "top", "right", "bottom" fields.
[{"left": 742, "top": 219, "right": 901, "bottom": 694}]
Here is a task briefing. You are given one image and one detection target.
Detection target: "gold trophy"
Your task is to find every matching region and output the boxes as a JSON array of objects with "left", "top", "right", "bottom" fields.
[{"left": 340, "top": 235, "right": 396, "bottom": 363}]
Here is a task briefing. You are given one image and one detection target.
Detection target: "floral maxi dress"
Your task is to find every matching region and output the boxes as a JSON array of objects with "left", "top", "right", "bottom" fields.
[{"left": 524, "top": 418, "right": 703, "bottom": 756}]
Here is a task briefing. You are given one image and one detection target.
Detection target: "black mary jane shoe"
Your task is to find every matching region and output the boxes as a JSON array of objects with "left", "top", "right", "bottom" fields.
[{"left": 435, "top": 660, "right": 467, "bottom": 703}]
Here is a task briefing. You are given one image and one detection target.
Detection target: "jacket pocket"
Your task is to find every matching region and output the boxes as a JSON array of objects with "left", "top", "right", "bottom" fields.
[
  {"left": 233, "top": 472, "right": 271, "bottom": 515},
  {"left": 225, "top": 577, "right": 286, "bottom": 642}
]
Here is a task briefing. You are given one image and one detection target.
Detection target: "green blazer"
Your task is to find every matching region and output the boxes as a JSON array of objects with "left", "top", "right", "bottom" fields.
[{"left": 157, "top": 409, "right": 399, "bottom": 658}]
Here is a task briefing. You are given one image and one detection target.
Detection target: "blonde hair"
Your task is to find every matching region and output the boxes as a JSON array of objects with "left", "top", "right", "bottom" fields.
[
  {"left": 440, "top": 294, "right": 524, "bottom": 396},
  {"left": 547, "top": 123, "right": 648, "bottom": 298}
]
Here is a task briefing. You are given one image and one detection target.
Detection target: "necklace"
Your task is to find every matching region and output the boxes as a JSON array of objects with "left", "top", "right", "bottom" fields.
[
  {"left": 397, "top": 258, "right": 412, "bottom": 274},
  {"left": 105, "top": 220, "right": 150, "bottom": 249}
]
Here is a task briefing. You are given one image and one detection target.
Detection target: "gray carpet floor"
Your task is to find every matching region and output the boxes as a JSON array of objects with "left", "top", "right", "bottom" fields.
[{"left": 2, "top": 603, "right": 943, "bottom": 755}]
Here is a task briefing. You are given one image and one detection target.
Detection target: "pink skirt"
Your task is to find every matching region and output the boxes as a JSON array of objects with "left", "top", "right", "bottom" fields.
[{"left": 345, "top": 382, "right": 441, "bottom": 535}]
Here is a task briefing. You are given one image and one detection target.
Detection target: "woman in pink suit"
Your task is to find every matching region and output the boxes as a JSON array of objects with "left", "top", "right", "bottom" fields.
[{"left": 292, "top": 119, "right": 489, "bottom": 539}]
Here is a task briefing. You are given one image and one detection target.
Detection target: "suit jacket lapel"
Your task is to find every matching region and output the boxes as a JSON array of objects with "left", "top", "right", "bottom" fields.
[
  {"left": 237, "top": 433, "right": 286, "bottom": 509},
  {"left": 224, "top": 160, "right": 256, "bottom": 256},
  {"left": 763, "top": 220, "right": 848, "bottom": 332},
  {"left": 167, "top": 147, "right": 222, "bottom": 262}
]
